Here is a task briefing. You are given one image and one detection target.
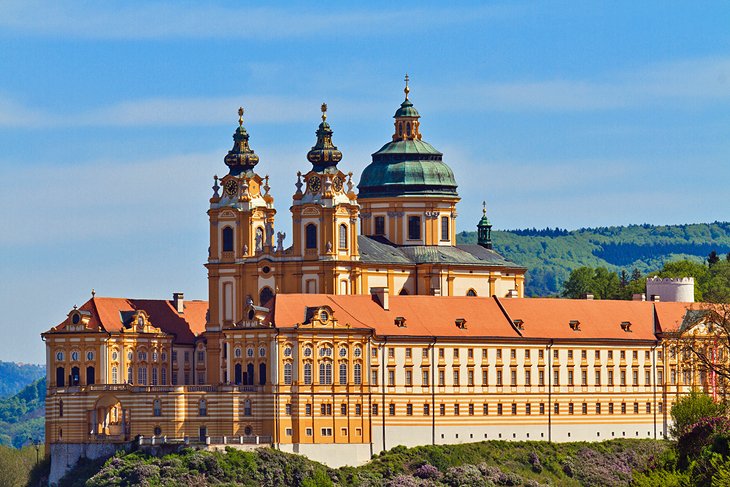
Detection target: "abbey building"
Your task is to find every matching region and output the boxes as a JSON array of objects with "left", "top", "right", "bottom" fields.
[{"left": 43, "top": 82, "right": 708, "bottom": 482}]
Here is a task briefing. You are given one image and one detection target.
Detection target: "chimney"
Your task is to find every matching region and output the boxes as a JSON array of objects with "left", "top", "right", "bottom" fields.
[
  {"left": 582, "top": 293, "right": 594, "bottom": 300},
  {"left": 370, "top": 287, "right": 389, "bottom": 310},
  {"left": 632, "top": 293, "right": 646, "bottom": 302},
  {"left": 651, "top": 295, "right": 661, "bottom": 302},
  {"left": 173, "top": 292, "right": 184, "bottom": 313},
  {"left": 506, "top": 289, "right": 519, "bottom": 298}
]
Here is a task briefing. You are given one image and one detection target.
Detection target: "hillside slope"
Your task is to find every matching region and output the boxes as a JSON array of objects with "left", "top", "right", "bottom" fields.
[
  {"left": 0, "top": 377, "right": 45, "bottom": 448},
  {"left": 0, "top": 361, "right": 44, "bottom": 399},
  {"left": 458, "top": 221, "right": 730, "bottom": 296}
]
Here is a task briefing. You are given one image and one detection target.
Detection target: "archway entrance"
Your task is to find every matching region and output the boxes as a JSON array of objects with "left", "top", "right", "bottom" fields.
[{"left": 90, "top": 394, "right": 128, "bottom": 440}]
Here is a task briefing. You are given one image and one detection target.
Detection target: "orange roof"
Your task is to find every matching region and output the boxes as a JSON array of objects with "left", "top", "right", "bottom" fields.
[
  {"left": 654, "top": 301, "right": 708, "bottom": 333},
  {"left": 53, "top": 297, "right": 208, "bottom": 344},
  {"left": 497, "top": 298, "right": 658, "bottom": 341},
  {"left": 272, "top": 294, "right": 517, "bottom": 339}
]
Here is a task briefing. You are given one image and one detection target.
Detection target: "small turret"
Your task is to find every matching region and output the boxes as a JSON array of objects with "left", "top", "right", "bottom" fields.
[
  {"left": 223, "top": 107, "right": 260, "bottom": 176},
  {"left": 477, "top": 201, "right": 493, "bottom": 249},
  {"left": 306, "top": 103, "right": 342, "bottom": 173},
  {"left": 392, "top": 74, "right": 422, "bottom": 141}
]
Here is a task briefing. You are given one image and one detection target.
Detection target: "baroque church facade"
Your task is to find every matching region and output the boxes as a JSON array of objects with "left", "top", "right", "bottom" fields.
[{"left": 43, "top": 82, "right": 707, "bottom": 481}]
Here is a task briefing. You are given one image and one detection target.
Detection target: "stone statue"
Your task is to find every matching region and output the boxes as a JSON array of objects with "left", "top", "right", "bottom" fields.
[
  {"left": 255, "top": 231, "right": 263, "bottom": 252},
  {"left": 276, "top": 231, "right": 286, "bottom": 252},
  {"left": 326, "top": 241, "right": 333, "bottom": 253}
]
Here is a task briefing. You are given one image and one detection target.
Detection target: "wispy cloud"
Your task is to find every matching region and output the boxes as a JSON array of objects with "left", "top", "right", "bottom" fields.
[
  {"left": 429, "top": 56, "right": 730, "bottom": 112},
  {"left": 0, "top": 1, "right": 519, "bottom": 40}
]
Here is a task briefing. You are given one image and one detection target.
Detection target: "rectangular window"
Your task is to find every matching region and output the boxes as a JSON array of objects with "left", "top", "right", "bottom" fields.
[
  {"left": 388, "top": 347, "right": 395, "bottom": 358},
  {"left": 596, "top": 403, "right": 601, "bottom": 414},
  {"left": 569, "top": 402, "right": 574, "bottom": 414},
  {"left": 633, "top": 370, "right": 639, "bottom": 386},
  {"left": 197, "top": 351, "right": 204, "bottom": 362},
  {"left": 388, "top": 370, "right": 395, "bottom": 386},
  {"left": 497, "top": 403, "right": 503, "bottom": 415},
  {"left": 405, "top": 348, "right": 412, "bottom": 358},
  {"left": 306, "top": 403, "right": 312, "bottom": 415},
  {"left": 482, "top": 370, "right": 488, "bottom": 386},
  {"left": 389, "top": 403, "right": 395, "bottom": 416},
  {"left": 526, "top": 403, "right": 531, "bottom": 415},
  {"left": 341, "top": 403, "right": 347, "bottom": 416},
  {"left": 405, "top": 370, "right": 412, "bottom": 386},
  {"left": 645, "top": 370, "right": 651, "bottom": 385},
  {"left": 197, "top": 372, "right": 205, "bottom": 385},
  {"left": 453, "top": 348, "right": 460, "bottom": 359},
  {"left": 423, "top": 348, "right": 429, "bottom": 358},
  {"left": 371, "top": 370, "right": 378, "bottom": 386},
  {"left": 468, "top": 370, "right": 474, "bottom": 386},
  {"left": 621, "top": 370, "right": 627, "bottom": 386},
  {"left": 355, "top": 403, "right": 362, "bottom": 416},
  {"left": 568, "top": 350, "right": 573, "bottom": 360},
  {"left": 453, "top": 370, "right": 460, "bottom": 386},
  {"left": 497, "top": 349, "right": 503, "bottom": 359},
  {"left": 483, "top": 349, "right": 488, "bottom": 359},
  {"left": 321, "top": 428, "right": 332, "bottom": 437},
  {"left": 306, "top": 428, "right": 313, "bottom": 437},
  {"left": 440, "top": 404, "right": 445, "bottom": 416},
  {"left": 406, "top": 404, "right": 413, "bottom": 416},
  {"left": 634, "top": 402, "right": 639, "bottom": 414},
  {"left": 408, "top": 216, "right": 422, "bottom": 240},
  {"left": 609, "top": 403, "right": 614, "bottom": 414},
  {"left": 595, "top": 371, "right": 601, "bottom": 386},
  {"left": 422, "top": 370, "right": 430, "bottom": 387},
  {"left": 646, "top": 402, "right": 651, "bottom": 413},
  {"left": 468, "top": 348, "right": 474, "bottom": 359},
  {"left": 553, "top": 349, "right": 559, "bottom": 359},
  {"left": 554, "top": 403, "right": 560, "bottom": 414},
  {"left": 608, "top": 350, "right": 613, "bottom": 360},
  {"left": 424, "top": 404, "right": 430, "bottom": 416},
  {"left": 285, "top": 403, "right": 292, "bottom": 415},
  {"left": 469, "top": 403, "right": 474, "bottom": 415},
  {"left": 172, "top": 351, "right": 178, "bottom": 362},
  {"left": 525, "top": 370, "right": 531, "bottom": 386},
  {"left": 581, "top": 370, "right": 587, "bottom": 386},
  {"left": 139, "top": 367, "right": 148, "bottom": 385},
  {"left": 621, "top": 402, "right": 627, "bottom": 414},
  {"left": 553, "top": 370, "right": 559, "bottom": 386},
  {"left": 483, "top": 403, "right": 489, "bottom": 415},
  {"left": 439, "top": 369, "right": 445, "bottom": 386},
  {"left": 439, "top": 348, "right": 445, "bottom": 358},
  {"left": 441, "top": 216, "right": 449, "bottom": 241},
  {"left": 568, "top": 370, "right": 574, "bottom": 386},
  {"left": 540, "top": 403, "right": 545, "bottom": 415},
  {"left": 161, "top": 368, "right": 167, "bottom": 385},
  {"left": 539, "top": 370, "right": 545, "bottom": 386},
  {"left": 286, "top": 428, "right": 293, "bottom": 436},
  {"left": 454, "top": 404, "right": 460, "bottom": 415},
  {"left": 581, "top": 350, "right": 587, "bottom": 359},
  {"left": 511, "top": 403, "right": 517, "bottom": 415},
  {"left": 511, "top": 370, "right": 517, "bottom": 386},
  {"left": 151, "top": 368, "right": 158, "bottom": 386},
  {"left": 496, "top": 370, "right": 503, "bottom": 386},
  {"left": 511, "top": 349, "right": 517, "bottom": 359},
  {"left": 539, "top": 349, "right": 544, "bottom": 359},
  {"left": 372, "top": 403, "right": 378, "bottom": 416},
  {"left": 374, "top": 216, "right": 385, "bottom": 236},
  {"left": 321, "top": 404, "right": 332, "bottom": 416},
  {"left": 608, "top": 370, "right": 614, "bottom": 386}
]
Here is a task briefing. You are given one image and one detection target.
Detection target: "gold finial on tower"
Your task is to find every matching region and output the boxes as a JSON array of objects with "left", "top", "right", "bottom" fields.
[
  {"left": 404, "top": 73, "right": 410, "bottom": 99},
  {"left": 482, "top": 200, "right": 487, "bottom": 215},
  {"left": 238, "top": 107, "right": 244, "bottom": 127},
  {"left": 321, "top": 102, "right": 327, "bottom": 122}
]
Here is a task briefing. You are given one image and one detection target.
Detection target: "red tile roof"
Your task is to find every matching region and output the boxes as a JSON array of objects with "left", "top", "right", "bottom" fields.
[
  {"left": 498, "top": 297, "right": 657, "bottom": 341},
  {"left": 654, "top": 301, "right": 708, "bottom": 333},
  {"left": 52, "top": 297, "right": 208, "bottom": 344}
]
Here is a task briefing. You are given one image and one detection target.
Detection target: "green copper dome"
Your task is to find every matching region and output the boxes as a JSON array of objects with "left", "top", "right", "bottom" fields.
[{"left": 358, "top": 87, "right": 458, "bottom": 199}]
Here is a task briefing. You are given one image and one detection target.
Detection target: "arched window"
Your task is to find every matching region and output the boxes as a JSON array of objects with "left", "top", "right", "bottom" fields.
[
  {"left": 111, "top": 366, "right": 118, "bottom": 384},
  {"left": 467, "top": 289, "right": 477, "bottom": 297},
  {"left": 153, "top": 399, "right": 161, "bottom": 417},
  {"left": 127, "top": 367, "right": 133, "bottom": 384},
  {"left": 305, "top": 224, "right": 317, "bottom": 249},
  {"left": 199, "top": 399, "right": 207, "bottom": 416},
  {"left": 71, "top": 366, "right": 80, "bottom": 386},
  {"left": 161, "top": 368, "right": 167, "bottom": 385},
  {"left": 86, "top": 366, "right": 95, "bottom": 385},
  {"left": 234, "top": 364, "right": 242, "bottom": 385},
  {"left": 406, "top": 122, "right": 412, "bottom": 137},
  {"left": 339, "top": 224, "right": 347, "bottom": 249},
  {"left": 56, "top": 367, "right": 65, "bottom": 387},
  {"left": 354, "top": 363, "right": 362, "bottom": 385},
  {"left": 259, "top": 363, "right": 267, "bottom": 386},
  {"left": 398, "top": 123, "right": 403, "bottom": 137},
  {"left": 304, "top": 363, "right": 312, "bottom": 385},
  {"left": 339, "top": 363, "right": 348, "bottom": 385},
  {"left": 244, "top": 399, "right": 252, "bottom": 416},
  {"left": 246, "top": 363, "right": 254, "bottom": 386},
  {"left": 222, "top": 227, "right": 234, "bottom": 252},
  {"left": 284, "top": 363, "right": 292, "bottom": 385},
  {"left": 259, "top": 287, "right": 274, "bottom": 306}
]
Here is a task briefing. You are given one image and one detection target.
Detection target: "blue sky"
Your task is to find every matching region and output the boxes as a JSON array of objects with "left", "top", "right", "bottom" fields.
[{"left": 1, "top": 1, "right": 729, "bottom": 363}]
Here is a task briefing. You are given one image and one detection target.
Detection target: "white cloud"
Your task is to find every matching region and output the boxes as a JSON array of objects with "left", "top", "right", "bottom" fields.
[{"left": 0, "top": 1, "right": 519, "bottom": 40}]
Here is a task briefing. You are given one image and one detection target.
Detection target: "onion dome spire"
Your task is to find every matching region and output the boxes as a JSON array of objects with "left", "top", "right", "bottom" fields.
[
  {"left": 392, "top": 74, "right": 422, "bottom": 141},
  {"left": 477, "top": 201, "right": 493, "bottom": 249},
  {"left": 306, "top": 103, "right": 342, "bottom": 172},
  {"left": 224, "top": 107, "right": 260, "bottom": 176}
]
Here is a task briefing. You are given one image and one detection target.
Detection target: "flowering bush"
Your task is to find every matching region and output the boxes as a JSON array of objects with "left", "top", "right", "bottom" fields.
[{"left": 413, "top": 463, "right": 441, "bottom": 480}]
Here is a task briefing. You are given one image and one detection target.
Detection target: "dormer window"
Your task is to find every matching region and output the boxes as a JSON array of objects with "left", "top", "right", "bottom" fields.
[
  {"left": 621, "top": 321, "right": 632, "bottom": 332},
  {"left": 513, "top": 319, "right": 524, "bottom": 330},
  {"left": 569, "top": 320, "right": 581, "bottom": 331},
  {"left": 72, "top": 314, "right": 80, "bottom": 325},
  {"left": 455, "top": 318, "right": 467, "bottom": 329},
  {"left": 394, "top": 316, "right": 406, "bottom": 327},
  {"left": 319, "top": 310, "right": 329, "bottom": 322}
]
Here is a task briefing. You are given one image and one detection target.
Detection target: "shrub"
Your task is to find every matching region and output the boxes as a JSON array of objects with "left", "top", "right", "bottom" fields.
[
  {"left": 670, "top": 391, "right": 726, "bottom": 439},
  {"left": 413, "top": 463, "right": 441, "bottom": 480}
]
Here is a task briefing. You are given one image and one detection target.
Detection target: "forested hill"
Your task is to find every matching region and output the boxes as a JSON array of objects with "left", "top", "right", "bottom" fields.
[
  {"left": 0, "top": 361, "right": 44, "bottom": 399},
  {"left": 457, "top": 222, "right": 730, "bottom": 296}
]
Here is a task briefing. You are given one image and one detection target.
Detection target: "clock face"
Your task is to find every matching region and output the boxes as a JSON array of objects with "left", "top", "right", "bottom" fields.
[
  {"left": 224, "top": 179, "right": 238, "bottom": 197},
  {"left": 332, "top": 176, "right": 343, "bottom": 192},
  {"left": 308, "top": 176, "right": 321, "bottom": 193}
]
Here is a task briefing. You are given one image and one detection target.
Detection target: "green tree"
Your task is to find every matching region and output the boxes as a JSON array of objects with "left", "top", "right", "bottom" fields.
[
  {"left": 709, "top": 250, "right": 721, "bottom": 267},
  {"left": 631, "top": 268, "right": 643, "bottom": 282},
  {"left": 670, "top": 391, "right": 726, "bottom": 439},
  {"left": 561, "top": 267, "right": 596, "bottom": 298},
  {"left": 705, "top": 261, "right": 730, "bottom": 304},
  {"left": 619, "top": 269, "right": 629, "bottom": 288}
]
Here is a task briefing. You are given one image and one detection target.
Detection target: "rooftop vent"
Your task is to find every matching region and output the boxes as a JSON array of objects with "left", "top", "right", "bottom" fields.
[
  {"left": 582, "top": 293, "right": 594, "bottom": 300},
  {"left": 455, "top": 318, "right": 467, "bottom": 329},
  {"left": 394, "top": 316, "right": 407, "bottom": 327},
  {"left": 569, "top": 320, "right": 581, "bottom": 331},
  {"left": 173, "top": 292, "right": 184, "bottom": 313},
  {"left": 513, "top": 319, "right": 524, "bottom": 330},
  {"left": 620, "top": 321, "right": 632, "bottom": 332},
  {"left": 632, "top": 293, "right": 646, "bottom": 301},
  {"left": 506, "top": 289, "right": 519, "bottom": 298}
]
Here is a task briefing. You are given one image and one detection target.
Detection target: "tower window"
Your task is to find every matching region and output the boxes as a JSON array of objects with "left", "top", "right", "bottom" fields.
[
  {"left": 305, "top": 224, "right": 317, "bottom": 249},
  {"left": 374, "top": 216, "right": 385, "bottom": 236},
  {"left": 406, "top": 122, "right": 412, "bottom": 137},
  {"left": 408, "top": 216, "right": 421, "bottom": 240},
  {"left": 222, "top": 227, "right": 234, "bottom": 252},
  {"left": 339, "top": 224, "right": 348, "bottom": 249},
  {"left": 441, "top": 216, "right": 449, "bottom": 241}
]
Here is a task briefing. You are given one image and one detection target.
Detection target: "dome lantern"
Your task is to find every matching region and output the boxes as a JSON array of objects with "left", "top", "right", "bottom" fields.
[
  {"left": 223, "top": 107, "right": 260, "bottom": 176},
  {"left": 306, "top": 103, "right": 343, "bottom": 173},
  {"left": 477, "top": 201, "right": 493, "bottom": 249}
]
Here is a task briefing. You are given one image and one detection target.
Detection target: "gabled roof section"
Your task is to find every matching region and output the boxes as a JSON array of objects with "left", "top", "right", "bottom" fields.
[
  {"left": 357, "top": 236, "right": 523, "bottom": 268},
  {"left": 497, "top": 298, "right": 658, "bottom": 341},
  {"left": 270, "top": 294, "right": 519, "bottom": 338},
  {"left": 654, "top": 301, "right": 701, "bottom": 334},
  {"left": 50, "top": 297, "right": 208, "bottom": 345}
]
